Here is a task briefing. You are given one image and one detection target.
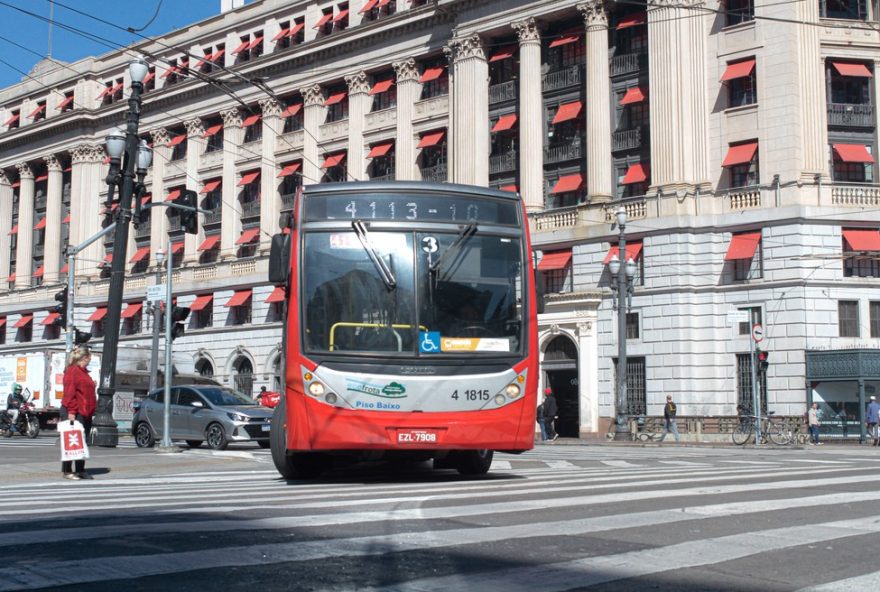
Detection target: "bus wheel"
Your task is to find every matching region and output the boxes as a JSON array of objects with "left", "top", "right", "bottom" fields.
[
  {"left": 454, "top": 449, "right": 494, "bottom": 475},
  {"left": 270, "top": 399, "right": 325, "bottom": 479}
]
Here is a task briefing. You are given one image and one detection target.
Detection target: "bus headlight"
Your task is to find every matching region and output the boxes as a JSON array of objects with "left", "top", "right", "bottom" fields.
[
  {"left": 505, "top": 383, "right": 521, "bottom": 398},
  {"left": 308, "top": 382, "right": 325, "bottom": 397},
  {"left": 325, "top": 393, "right": 338, "bottom": 405},
  {"left": 494, "top": 394, "right": 506, "bottom": 406}
]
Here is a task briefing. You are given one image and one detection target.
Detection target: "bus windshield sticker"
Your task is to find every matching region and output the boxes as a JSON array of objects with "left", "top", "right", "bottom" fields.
[
  {"left": 329, "top": 233, "right": 360, "bottom": 249},
  {"left": 421, "top": 235, "right": 439, "bottom": 254},
  {"left": 441, "top": 337, "right": 511, "bottom": 352},
  {"left": 419, "top": 331, "right": 441, "bottom": 353}
]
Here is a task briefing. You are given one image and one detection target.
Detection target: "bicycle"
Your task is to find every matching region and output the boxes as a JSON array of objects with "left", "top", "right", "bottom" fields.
[{"left": 731, "top": 411, "right": 793, "bottom": 445}]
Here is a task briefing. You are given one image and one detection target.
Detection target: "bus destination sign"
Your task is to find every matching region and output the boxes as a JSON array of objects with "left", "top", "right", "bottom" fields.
[{"left": 304, "top": 194, "right": 519, "bottom": 225}]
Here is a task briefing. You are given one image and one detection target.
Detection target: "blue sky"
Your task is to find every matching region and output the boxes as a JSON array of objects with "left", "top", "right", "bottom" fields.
[{"left": 0, "top": 0, "right": 228, "bottom": 88}]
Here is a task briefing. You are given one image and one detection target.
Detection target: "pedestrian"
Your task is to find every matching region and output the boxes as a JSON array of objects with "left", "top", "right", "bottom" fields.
[
  {"left": 866, "top": 396, "right": 880, "bottom": 446},
  {"left": 808, "top": 402, "right": 822, "bottom": 446},
  {"left": 535, "top": 400, "right": 547, "bottom": 442},
  {"left": 60, "top": 345, "right": 97, "bottom": 480},
  {"left": 659, "top": 395, "right": 680, "bottom": 443},
  {"left": 542, "top": 387, "right": 558, "bottom": 442}
]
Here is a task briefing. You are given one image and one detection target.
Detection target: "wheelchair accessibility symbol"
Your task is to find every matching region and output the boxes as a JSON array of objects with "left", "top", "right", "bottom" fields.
[{"left": 419, "top": 331, "right": 441, "bottom": 353}]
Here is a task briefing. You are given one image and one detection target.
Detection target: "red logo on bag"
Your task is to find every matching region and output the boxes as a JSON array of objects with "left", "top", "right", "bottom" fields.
[{"left": 65, "top": 431, "right": 84, "bottom": 452}]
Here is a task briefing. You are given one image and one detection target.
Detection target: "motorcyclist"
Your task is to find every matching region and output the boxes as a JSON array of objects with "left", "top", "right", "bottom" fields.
[{"left": 6, "top": 383, "right": 25, "bottom": 427}]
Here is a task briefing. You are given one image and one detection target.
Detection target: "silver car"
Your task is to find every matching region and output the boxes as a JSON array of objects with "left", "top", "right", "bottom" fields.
[{"left": 132, "top": 385, "right": 273, "bottom": 450}]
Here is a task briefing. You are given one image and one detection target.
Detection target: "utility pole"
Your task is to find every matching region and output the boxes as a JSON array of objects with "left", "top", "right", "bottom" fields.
[{"left": 148, "top": 249, "right": 166, "bottom": 393}]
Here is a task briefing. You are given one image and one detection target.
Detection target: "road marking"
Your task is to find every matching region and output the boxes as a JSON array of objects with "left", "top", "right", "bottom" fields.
[
  {"left": 779, "top": 458, "right": 851, "bottom": 465},
  {"left": 797, "top": 570, "right": 880, "bottom": 591},
  {"left": 658, "top": 460, "right": 710, "bottom": 466},
  {"left": 489, "top": 460, "right": 512, "bottom": 470},
  {"left": 544, "top": 460, "right": 576, "bottom": 468},
  {"left": 600, "top": 460, "right": 644, "bottom": 468}
]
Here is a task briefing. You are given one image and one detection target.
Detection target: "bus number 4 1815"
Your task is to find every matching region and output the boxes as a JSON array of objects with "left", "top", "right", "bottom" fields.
[{"left": 452, "top": 389, "right": 490, "bottom": 401}]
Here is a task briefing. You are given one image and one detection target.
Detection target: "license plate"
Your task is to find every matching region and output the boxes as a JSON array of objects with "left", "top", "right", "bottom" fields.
[
  {"left": 397, "top": 429, "right": 438, "bottom": 444},
  {"left": 261, "top": 424, "right": 271, "bottom": 432}
]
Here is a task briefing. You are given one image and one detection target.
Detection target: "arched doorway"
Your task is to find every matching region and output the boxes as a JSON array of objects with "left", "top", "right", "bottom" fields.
[
  {"left": 544, "top": 334, "right": 580, "bottom": 438},
  {"left": 195, "top": 358, "right": 214, "bottom": 378},
  {"left": 232, "top": 356, "right": 254, "bottom": 398}
]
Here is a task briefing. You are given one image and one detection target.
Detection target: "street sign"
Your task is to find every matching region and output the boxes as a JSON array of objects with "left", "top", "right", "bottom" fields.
[
  {"left": 751, "top": 323, "right": 764, "bottom": 342},
  {"left": 727, "top": 310, "right": 749, "bottom": 325},
  {"left": 146, "top": 285, "right": 165, "bottom": 304}
]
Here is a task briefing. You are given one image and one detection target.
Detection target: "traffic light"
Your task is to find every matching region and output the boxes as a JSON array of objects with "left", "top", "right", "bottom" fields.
[
  {"left": 52, "top": 287, "right": 68, "bottom": 329},
  {"left": 757, "top": 350, "right": 769, "bottom": 372},
  {"left": 166, "top": 189, "right": 198, "bottom": 234},
  {"left": 74, "top": 328, "right": 91, "bottom": 345},
  {"left": 170, "top": 305, "right": 190, "bottom": 341}
]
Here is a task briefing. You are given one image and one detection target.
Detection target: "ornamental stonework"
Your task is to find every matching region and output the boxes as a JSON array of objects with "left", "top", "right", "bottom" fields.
[
  {"left": 448, "top": 34, "right": 485, "bottom": 62},
  {"left": 16, "top": 163, "right": 33, "bottom": 179},
  {"left": 301, "top": 84, "right": 324, "bottom": 107},
  {"left": 577, "top": 1, "right": 609, "bottom": 28},
  {"left": 43, "top": 154, "right": 62, "bottom": 172},
  {"left": 149, "top": 128, "right": 170, "bottom": 147},
  {"left": 0, "top": 171, "right": 8, "bottom": 186},
  {"left": 70, "top": 144, "right": 102, "bottom": 164},
  {"left": 393, "top": 58, "right": 419, "bottom": 83},
  {"left": 185, "top": 118, "right": 205, "bottom": 138},
  {"left": 512, "top": 18, "right": 541, "bottom": 44},
  {"left": 345, "top": 71, "right": 370, "bottom": 95},
  {"left": 259, "top": 98, "right": 281, "bottom": 118},
  {"left": 221, "top": 108, "right": 242, "bottom": 127}
]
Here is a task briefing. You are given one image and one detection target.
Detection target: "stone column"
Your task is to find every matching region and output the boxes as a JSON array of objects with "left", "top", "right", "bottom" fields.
[
  {"left": 577, "top": 320, "right": 599, "bottom": 434},
  {"left": 148, "top": 129, "right": 170, "bottom": 265},
  {"left": 796, "top": 0, "right": 828, "bottom": 181},
  {"left": 301, "top": 85, "right": 323, "bottom": 185},
  {"left": 579, "top": 1, "right": 614, "bottom": 202},
  {"left": 14, "top": 163, "right": 34, "bottom": 289},
  {"left": 184, "top": 119, "right": 205, "bottom": 263},
  {"left": 513, "top": 18, "right": 545, "bottom": 212},
  {"left": 43, "top": 155, "right": 64, "bottom": 285},
  {"left": 69, "top": 145, "right": 103, "bottom": 279},
  {"left": 220, "top": 108, "right": 242, "bottom": 260},
  {"left": 448, "top": 36, "right": 489, "bottom": 186},
  {"left": 648, "top": 0, "right": 710, "bottom": 191},
  {"left": 0, "top": 172, "right": 12, "bottom": 292},
  {"left": 346, "top": 72, "right": 370, "bottom": 181},
  {"left": 259, "top": 99, "right": 281, "bottom": 253},
  {"left": 394, "top": 58, "right": 420, "bottom": 181},
  {"left": 443, "top": 44, "right": 456, "bottom": 181}
]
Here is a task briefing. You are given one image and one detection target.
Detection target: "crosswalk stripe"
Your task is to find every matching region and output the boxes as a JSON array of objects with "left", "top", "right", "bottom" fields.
[
  {"left": 797, "top": 570, "right": 880, "bottom": 591},
  {"left": 658, "top": 460, "right": 710, "bottom": 466},
  {"left": 543, "top": 460, "right": 576, "bottom": 468},
  {"left": 600, "top": 460, "right": 644, "bottom": 467},
  {"left": 489, "top": 460, "right": 512, "bottom": 470}
]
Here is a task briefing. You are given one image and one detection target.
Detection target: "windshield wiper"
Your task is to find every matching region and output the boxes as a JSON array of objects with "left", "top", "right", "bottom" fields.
[
  {"left": 352, "top": 220, "right": 397, "bottom": 290},
  {"left": 429, "top": 222, "right": 477, "bottom": 276}
]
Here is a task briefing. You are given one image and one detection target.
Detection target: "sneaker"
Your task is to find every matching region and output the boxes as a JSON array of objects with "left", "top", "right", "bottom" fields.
[
  {"left": 63, "top": 472, "right": 82, "bottom": 480},
  {"left": 552, "top": 434, "right": 559, "bottom": 441},
  {"left": 77, "top": 472, "right": 93, "bottom": 480},
  {"left": 817, "top": 442, "right": 823, "bottom": 446}
]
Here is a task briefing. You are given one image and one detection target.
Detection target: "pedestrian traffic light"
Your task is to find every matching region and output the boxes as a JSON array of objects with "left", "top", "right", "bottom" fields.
[
  {"left": 166, "top": 189, "right": 198, "bottom": 235},
  {"left": 52, "top": 287, "right": 68, "bottom": 329},
  {"left": 757, "top": 350, "right": 769, "bottom": 372},
  {"left": 170, "top": 305, "right": 190, "bottom": 341},
  {"left": 74, "top": 328, "right": 91, "bottom": 345}
]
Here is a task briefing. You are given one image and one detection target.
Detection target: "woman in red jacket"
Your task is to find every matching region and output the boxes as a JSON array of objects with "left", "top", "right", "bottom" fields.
[{"left": 61, "top": 345, "right": 96, "bottom": 480}]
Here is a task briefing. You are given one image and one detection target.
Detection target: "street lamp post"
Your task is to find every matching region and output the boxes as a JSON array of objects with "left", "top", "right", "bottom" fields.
[
  {"left": 92, "top": 56, "right": 151, "bottom": 447},
  {"left": 148, "top": 248, "right": 166, "bottom": 393},
  {"left": 608, "top": 207, "right": 636, "bottom": 438}
]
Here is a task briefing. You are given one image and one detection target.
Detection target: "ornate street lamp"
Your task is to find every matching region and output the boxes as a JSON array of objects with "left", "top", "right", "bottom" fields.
[{"left": 609, "top": 207, "right": 636, "bottom": 438}]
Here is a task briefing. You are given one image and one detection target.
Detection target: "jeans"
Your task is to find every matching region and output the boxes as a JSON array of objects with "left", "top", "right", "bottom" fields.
[
  {"left": 6, "top": 408, "right": 19, "bottom": 426},
  {"left": 537, "top": 418, "right": 548, "bottom": 441},
  {"left": 809, "top": 425, "right": 820, "bottom": 444},
  {"left": 659, "top": 418, "right": 680, "bottom": 442}
]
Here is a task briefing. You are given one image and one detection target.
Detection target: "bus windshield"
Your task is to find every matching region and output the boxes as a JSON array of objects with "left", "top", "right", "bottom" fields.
[{"left": 302, "top": 228, "right": 523, "bottom": 356}]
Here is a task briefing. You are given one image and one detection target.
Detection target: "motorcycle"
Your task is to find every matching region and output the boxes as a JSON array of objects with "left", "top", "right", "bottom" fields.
[{"left": 0, "top": 393, "right": 40, "bottom": 438}]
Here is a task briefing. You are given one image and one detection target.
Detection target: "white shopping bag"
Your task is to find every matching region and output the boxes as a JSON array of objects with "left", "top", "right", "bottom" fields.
[{"left": 58, "top": 420, "right": 90, "bottom": 462}]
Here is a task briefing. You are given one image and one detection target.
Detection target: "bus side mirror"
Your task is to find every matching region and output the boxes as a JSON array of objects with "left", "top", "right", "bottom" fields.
[
  {"left": 535, "top": 268, "right": 545, "bottom": 315},
  {"left": 269, "top": 233, "right": 291, "bottom": 285}
]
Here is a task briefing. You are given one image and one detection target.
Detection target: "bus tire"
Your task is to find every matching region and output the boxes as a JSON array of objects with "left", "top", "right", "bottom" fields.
[
  {"left": 270, "top": 398, "right": 325, "bottom": 479},
  {"left": 454, "top": 449, "right": 494, "bottom": 476}
]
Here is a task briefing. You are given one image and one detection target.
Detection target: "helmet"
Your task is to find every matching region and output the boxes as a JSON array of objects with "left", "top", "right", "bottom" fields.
[{"left": 11, "top": 383, "right": 22, "bottom": 395}]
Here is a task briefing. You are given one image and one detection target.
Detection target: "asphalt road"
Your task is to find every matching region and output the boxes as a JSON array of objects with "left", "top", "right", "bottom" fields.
[{"left": 1, "top": 435, "right": 879, "bottom": 591}]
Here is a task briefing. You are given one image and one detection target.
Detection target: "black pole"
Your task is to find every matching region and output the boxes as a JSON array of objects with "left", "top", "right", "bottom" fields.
[
  {"left": 615, "top": 221, "right": 628, "bottom": 438},
  {"left": 92, "top": 80, "right": 144, "bottom": 447}
]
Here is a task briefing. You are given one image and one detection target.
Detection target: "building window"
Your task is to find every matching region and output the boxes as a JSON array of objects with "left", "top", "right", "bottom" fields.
[
  {"left": 726, "top": 0, "right": 754, "bottom": 25},
  {"left": 738, "top": 306, "right": 763, "bottom": 336},
  {"left": 325, "top": 86, "right": 348, "bottom": 122},
  {"left": 5, "top": 109, "right": 20, "bottom": 130},
  {"left": 243, "top": 114, "right": 262, "bottom": 143},
  {"left": 169, "top": 129, "right": 187, "bottom": 161},
  {"left": 839, "top": 300, "right": 860, "bottom": 336},
  {"left": 58, "top": 92, "right": 75, "bottom": 113},
  {"left": 204, "top": 119, "right": 223, "bottom": 152},
  {"left": 419, "top": 59, "right": 449, "bottom": 100},
  {"left": 371, "top": 73, "right": 397, "bottom": 112},
  {"left": 30, "top": 101, "right": 46, "bottom": 122},
  {"left": 820, "top": 0, "right": 869, "bottom": 19},
  {"left": 828, "top": 62, "right": 872, "bottom": 106},
  {"left": 542, "top": 267, "right": 570, "bottom": 294},
  {"left": 195, "top": 357, "right": 214, "bottom": 377},
  {"left": 725, "top": 231, "right": 763, "bottom": 281},
  {"left": 315, "top": 8, "right": 333, "bottom": 36},
  {"left": 0, "top": 318, "right": 5, "bottom": 344},
  {"left": 831, "top": 144, "right": 874, "bottom": 183},
  {"left": 724, "top": 141, "right": 759, "bottom": 188},
  {"left": 842, "top": 229, "right": 880, "bottom": 277},
  {"left": 736, "top": 353, "right": 767, "bottom": 415},
  {"left": 616, "top": 162, "right": 649, "bottom": 199},
  {"left": 334, "top": 3, "right": 349, "bottom": 30},
  {"left": 231, "top": 301, "right": 251, "bottom": 325},
  {"left": 193, "top": 296, "right": 213, "bottom": 329},
  {"left": 626, "top": 312, "right": 640, "bottom": 339},
  {"left": 282, "top": 101, "right": 304, "bottom": 132},
  {"left": 122, "top": 305, "right": 143, "bottom": 336},
  {"left": 728, "top": 69, "right": 757, "bottom": 107},
  {"left": 870, "top": 301, "right": 880, "bottom": 337},
  {"left": 613, "top": 356, "right": 647, "bottom": 416},
  {"left": 232, "top": 357, "right": 255, "bottom": 397}
]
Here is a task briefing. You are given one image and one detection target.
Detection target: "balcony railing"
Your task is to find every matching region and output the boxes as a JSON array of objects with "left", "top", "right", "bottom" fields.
[
  {"left": 134, "top": 221, "right": 151, "bottom": 238},
  {"left": 489, "top": 80, "right": 517, "bottom": 104},
  {"left": 240, "top": 201, "right": 260, "bottom": 220},
  {"left": 827, "top": 103, "right": 875, "bottom": 127},
  {"left": 612, "top": 127, "right": 644, "bottom": 152},
  {"left": 610, "top": 52, "right": 646, "bottom": 77},
  {"left": 544, "top": 141, "right": 582, "bottom": 164},
  {"left": 421, "top": 163, "right": 447, "bottom": 183},
  {"left": 489, "top": 150, "right": 517, "bottom": 174},
  {"left": 370, "top": 173, "right": 395, "bottom": 181},
  {"left": 832, "top": 182, "right": 880, "bottom": 207},
  {"left": 280, "top": 193, "right": 295, "bottom": 211},
  {"left": 33, "top": 244, "right": 44, "bottom": 257},
  {"left": 204, "top": 210, "right": 222, "bottom": 226},
  {"left": 542, "top": 65, "right": 582, "bottom": 92}
]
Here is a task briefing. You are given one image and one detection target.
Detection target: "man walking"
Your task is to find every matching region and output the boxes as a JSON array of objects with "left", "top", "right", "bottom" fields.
[
  {"left": 659, "top": 395, "right": 680, "bottom": 443},
  {"left": 867, "top": 396, "right": 880, "bottom": 446},
  {"left": 808, "top": 402, "right": 822, "bottom": 445},
  {"left": 542, "top": 387, "right": 558, "bottom": 442}
]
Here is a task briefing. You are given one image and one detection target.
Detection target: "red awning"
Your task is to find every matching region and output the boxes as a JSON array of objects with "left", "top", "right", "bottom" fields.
[
  {"left": 620, "top": 87, "right": 647, "bottom": 105},
  {"left": 367, "top": 142, "right": 394, "bottom": 158},
  {"left": 6, "top": 273, "right": 14, "bottom": 283},
  {"left": 129, "top": 246, "right": 151, "bottom": 263},
  {"left": 278, "top": 162, "right": 302, "bottom": 177},
  {"left": 604, "top": 241, "right": 644, "bottom": 264},
  {"left": 287, "top": 23, "right": 304, "bottom": 37},
  {"left": 537, "top": 251, "right": 572, "bottom": 271},
  {"left": 722, "top": 142, "right": 759, "bottom": 167},
  {"left": 617, "top": 11, "right": 647, "bottom": 29},
  {"left": 190, "top": 294, "right": 214, "bottom": 311},
  {"left": 236, "top": 228, "right": 260, "bottom": 245},
  {"left": 143, "top": 71, "right": 155, "bottom": 84},
  {"left": 282, "top": 103, "right": 303, "bottom": 117},
  {"left": 417, "top": 130, "right": 446, "bottom": 148},
  {"left": 62, "top": 214, "right": 70, "bottom": 224},
  {"left": 41, "top": 312, "right": 59, "bottom": 326},
  {"left": 377, "top": 0, "right": 391, "bottom": 6},
  {"left": 167, "top": 134, "right": 186, "bottom": 147},
  {"left": 232, "top": 39, "right": 250, "bottom": 54},
  {"left": 549, "top": 30, "right": 579, "bottom": 48},
  {"left": 171, "top": 241, "right": 184, "bottom": 255},
  {"left": 121, "top": 303, "right": 143, "bottom": 319},
  {"left": 500, "top": 184, "right": 518, "bottom": 193},
  {"left": 11, "top": 181, "right": 20, "bottom": 188},
  {"left": 60, "top": 263, "right": 68, "bottom": 273},
  {"left": 321, "top": 152, "right": 346, "bottom": 168},
  {"left": 551, "top": 173, "right": 583, "bottom": 194},
  {"left": 87, "top": 308, "right": 107, "bottom": 322},
  {"left": 103, "top": 155, "right": 112, "bottom": 165},
  {"left": 314, "top": 13, "right": 333, "bottom": 28},
  {"left": 141, "top": 194, "right": 152, "bottom": 206},
  {"left": 201, "top": 179, "right": 222, "bottom": 193},
  {"left": 489, "top": 46, "right": 516, "bottom": 62},
  {"left": 8, "top": 224, "right": 17, "bottom": 235},
  {"left": 831, "top": 61, "right": 873, "bottom": 78},
  {"left": 198, "top": 235, "right": 220, "bottom": 251},
  {"left": 247, "top": 36, "right": 264, "bottom": 50},
  {"left": 96, "top": 86, "right": 112, "bottom": 99},
  {"left": 0, "top": 318, "right": 5, "bottom": 327},
  {"left": 33, "top": 266, "right": 44, "bottom": 278},
  {"left": 265, "top": 286, "right": 286, "bottom": 303},
  {"left": 33, "top": 218, "right": 46, "bottom": 230},
  {"left": 552, "top": 101, "right": 583, "bottom": 124},
  {"left": 333, "top": 9, "right": 349, "bottom": 22},
  {"left": 100, "top": 253, "right": 113, "bottom": 267},
  {"left": 361, "top": 0, "right": 378, "bottom": 11},
  {"left": 35, "top": 174, "right": 48, "bottom": 182},
  {"left": 225, "top": 290, "right": 252, "bottom": 307},
  {"left": 4, "top": 113, "right": 20, "bottom": 126},
  {"left": 238, "top": 171, "right": 260, "bottom": 186},
  {"left": 166, "top": 188, "right": 182, "bottom": 201},
  {"left": 203, "top": 124, "right": 223, "bottom": 137},
  {"left": 13, "top": 315, "right": 32, "bottom": 328},
  {"left": 369, "top": 79, "right": 395, "bottom": 95},
  {"left": 419, "top": 66, "right": 445, "bottom": 83},
  {"left": 57, "top": 95, "right": 74, "bottom": 110},
  {"left": 842, "top": 229, "right": 880, "bottom": 251},
  {"left": 241, "top": 114, "right": 261, "bottom": 128},
  {"left": 210, "top": 49, "right": 225, "bottom": 63},
  {"left": 161, "top": 65, "right": 179, "bottom": 79},
  {"left": 622, "top": 163, "right": 649, "bottom": 184},
  {"left": 725, "top": 232, "right": 762, "bottom": 261},
  {"left": 29, "top": 104, "right": 45, "bottom": 119},
  {"left": 492, "top": 114, "right": 518, "bottom": 132},
  {"left": 833, "top": 143, "right": 874, "bottom": 163},
  {"left": 324, "top": 91, "right": 347, "bottom": 106},
  {"left": 720, "top": 59, "right": 756, "bottom": 82}
]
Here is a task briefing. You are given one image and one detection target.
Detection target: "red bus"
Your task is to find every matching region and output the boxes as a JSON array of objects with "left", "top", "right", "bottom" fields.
[{"left": 268, "top": 182, "right": 540, "bottom": 478}]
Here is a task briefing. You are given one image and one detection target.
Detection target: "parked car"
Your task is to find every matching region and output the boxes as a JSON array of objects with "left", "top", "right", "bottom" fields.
[
  {"left": 132, "top": 385, "right": 272, "bottom": 450},
  {"left": 256, "top": 390, "right": 281, "bottom": 408}
]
